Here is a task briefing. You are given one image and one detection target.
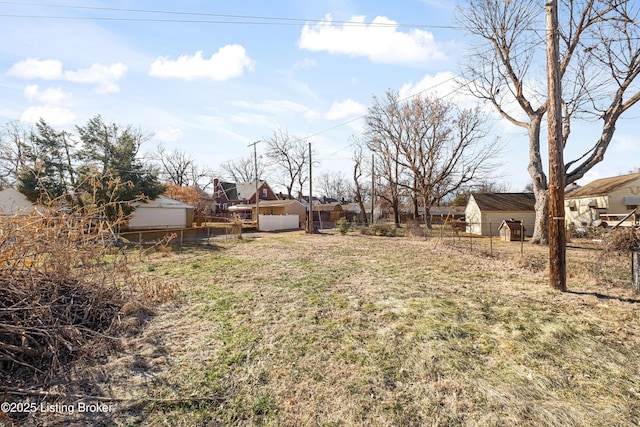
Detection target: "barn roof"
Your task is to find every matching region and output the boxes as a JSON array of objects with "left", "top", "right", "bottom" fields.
[
  {"left": 470, "top": 193, "right": 535, "bottom": 212},
  {"left": 566, "top": 172, "right": 640, "bottom": 198}
]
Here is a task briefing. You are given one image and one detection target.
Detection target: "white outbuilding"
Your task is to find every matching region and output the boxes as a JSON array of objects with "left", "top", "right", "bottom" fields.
[
  {"left": 0, "top": 188, "right": 39, "bottom": 216},
  {"left": 127, "top": 195, "right": 194, "bottom": 230},
  {"left": 465, "top": 193, "right": 536, "bottom": 237}
]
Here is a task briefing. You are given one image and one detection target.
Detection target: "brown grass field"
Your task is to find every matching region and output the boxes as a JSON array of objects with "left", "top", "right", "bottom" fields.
[{"left": 16, "top": 229, "right": 640, "bottom": 426}]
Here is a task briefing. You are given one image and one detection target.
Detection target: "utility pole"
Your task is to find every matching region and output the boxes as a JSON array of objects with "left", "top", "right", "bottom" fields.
[
  {"left": 371, "top": 153, "right": 375, "bottom": 225},
  {"left": 546, "top": 0, "right": 566, "bottom": 291},
  {"left": 502, "top": 0, "right": 566, "bottom": 291},
  {"left": 248, "top": 140, "right": 260, "bottom": 231},
  {"left": 307, "top": 141, "right": 313, "bottom": 233}
]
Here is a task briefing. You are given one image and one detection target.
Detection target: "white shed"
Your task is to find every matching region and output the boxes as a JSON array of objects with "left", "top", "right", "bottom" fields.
[
  {"left": 465, "top": 193, "right": 536, "bottom": 237},
  {"left": 0, "top": 188, "right": 39, "bottom": 216},
  {"left": 127, "top": 195, "right": 194, "bottom": 230}
]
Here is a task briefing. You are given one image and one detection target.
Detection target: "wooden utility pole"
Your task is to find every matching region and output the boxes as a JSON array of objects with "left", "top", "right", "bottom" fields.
[
  {"left": 307, "top": 141, "right": 313, "bottom": 233},
  {"left": 249, "top": 140, "right": 260, "bottom": 231},
  {"left": 546, "top": 0, "right": 567, "bottom": 291}
]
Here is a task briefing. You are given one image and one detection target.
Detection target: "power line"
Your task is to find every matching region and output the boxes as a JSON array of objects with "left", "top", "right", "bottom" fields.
[{"left": 0, "top": 1, "right": 467, "bottom": 30}]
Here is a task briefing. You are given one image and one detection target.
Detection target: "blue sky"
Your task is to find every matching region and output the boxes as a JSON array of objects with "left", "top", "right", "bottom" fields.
[{"left": 1, "top": 0, "right": 638, "bottom": 193}]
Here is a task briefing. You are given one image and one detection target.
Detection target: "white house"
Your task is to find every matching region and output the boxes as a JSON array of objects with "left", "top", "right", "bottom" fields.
[
  {"left": 465, "top": 193, "right": 536, "bottom": 237},
  {"left": 565, "top": 172, "right": 640, "bottom": 227},
  {"left": 127, "top": 195, "right": 194, "bottom": 230},
  {"left": 0, "top": 188, "right": 39, "bottom": 216}
]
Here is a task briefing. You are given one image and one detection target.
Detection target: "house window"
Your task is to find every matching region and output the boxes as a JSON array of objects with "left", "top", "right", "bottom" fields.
[{"left": 262, "top": 188, "right": 267, "bottom": 198}]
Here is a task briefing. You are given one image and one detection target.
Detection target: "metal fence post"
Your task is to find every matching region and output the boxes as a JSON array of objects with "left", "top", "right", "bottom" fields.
[
  {"left": 520, "top": 219, "right": 524, "bottom": 256},
  {"left": 490, "top": 222, "right": 493, "bottom": 257},
  {"left": 636, "top": 246, "right": 640, "bottom": 293}
]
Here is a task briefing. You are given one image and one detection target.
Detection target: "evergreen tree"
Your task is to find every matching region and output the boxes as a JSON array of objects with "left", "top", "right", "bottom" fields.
[{"left": 75, "top": 115, "right": 164, "bottom": 219}]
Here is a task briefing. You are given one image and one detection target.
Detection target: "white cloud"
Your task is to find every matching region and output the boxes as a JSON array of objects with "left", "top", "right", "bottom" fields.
[
  {"left": 325, "top": 98, "right": 367, "bottom": 120},
  {"left": 7, "top": 58, "right": 127, "bottom": 93},
  {"left": 20, "top": 105, "right": 76, "bottom": 126},
  {"left": 398, "top": 71, "right": 458, "bottom": 100},
  {"left": 298, "top": 15, "right": 446, "bottom": 66},
  {"left": 149, "top": 45, "right": 254, "bottom": 81},
  {"left": 154, "top": 127, "right": 184, "bottom": 142},
  {"left": 64, "top": 63, "right": 127, "bottom": 94},
  {"left": 24, "top": 85, "right": 72, "bottom": 104},
  {"left": 8, "top": 58, "right": 64, "bottom": 80}
]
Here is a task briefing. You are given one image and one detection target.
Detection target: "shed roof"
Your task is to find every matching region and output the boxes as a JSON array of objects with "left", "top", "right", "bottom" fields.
[
  {"left": 566, "top": 172, "right": 640, "bottom": 198},
  {"left": 470, "top": 193, "right": 535, "bottom": 212},
  {"left": 253, "top": 199, "right": 305, "bottom": 208},
  {"left": 133, "top": 195, "right": 193, "bottom": 209},
  {"left": 499, "top": 219, "right": 525, "bottom": 231}
]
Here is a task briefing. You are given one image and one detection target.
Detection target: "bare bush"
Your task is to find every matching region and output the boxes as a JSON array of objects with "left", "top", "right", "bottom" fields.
[
  {"left": 231, "top": 214, "right": 243, "bottom": 239},
  {"left": 0, "top": 207, "right": 179, "bottom": 387}
]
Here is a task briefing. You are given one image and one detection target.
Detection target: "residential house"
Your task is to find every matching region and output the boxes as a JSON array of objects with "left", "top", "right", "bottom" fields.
[
  {"left": 465, "top": 193, "right": 536, "bottom": 237},
  {"left": 213, "top": 179, "right": 278, "bottom": 215},
  {"left": 565, "top": 172, "right": 640, "bottom": 227}
]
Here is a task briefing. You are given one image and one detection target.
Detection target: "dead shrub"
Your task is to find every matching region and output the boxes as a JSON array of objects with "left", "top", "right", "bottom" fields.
[
  {"left": 0, "top": 207, "right": 179, "bottom": 387},
  {"left": 231, "top": 214, "right": 243, "bottom": 239},
  {"left": 406, "top": 220, "right": 426, "bottom": 237},
  {"left": 369, "top": 223, "right": 397, "bottom": 237}
]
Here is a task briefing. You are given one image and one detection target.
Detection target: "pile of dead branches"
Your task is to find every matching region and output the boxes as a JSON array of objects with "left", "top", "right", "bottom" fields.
[
  {"left": 0, "top": 209, "right": 177, "bottom": 386},
  {"left": 603, "top": 227, "right": 639, "bottom": 253}
]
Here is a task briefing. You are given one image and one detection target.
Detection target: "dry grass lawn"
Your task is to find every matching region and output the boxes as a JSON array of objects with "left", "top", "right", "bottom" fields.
[{"left": 35, "top": 230, "right": 640, "bottom": 426}]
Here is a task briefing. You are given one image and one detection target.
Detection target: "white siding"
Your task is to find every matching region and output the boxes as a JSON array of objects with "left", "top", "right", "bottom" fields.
[
  {"left": 0, "top": 188, "right": 37, "bottom": 216},
  {"left": 565, "top": 195, "right": 608, "bottom": 226},
  {"left": 128, "top": 208, "right": 187, "bottom": 229},
  {"left": 259, "top": 214, "right": 300, "bottom": 231},
  {"left": 465, "top": 196, "right": 535, "bottom": 236}
]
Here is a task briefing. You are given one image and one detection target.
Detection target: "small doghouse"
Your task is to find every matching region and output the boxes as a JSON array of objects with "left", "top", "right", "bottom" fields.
[{"left": 499, "top": 219, "right": 525, "bottom": 241}]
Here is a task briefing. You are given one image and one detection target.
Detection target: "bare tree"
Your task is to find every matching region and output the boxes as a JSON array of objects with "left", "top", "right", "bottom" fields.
[
  {"left": 221, "top": 155, "right": 265, "bottom": 184},
  {"left": 457, "top": 0, "right": 640, "bottom": 243},
  {"left": 366, "top": 91, "right": 500, "bottom": 227},
  {"left": 366, "top": 92, "right": 407, "bottom": 226},
  {"left": 0, "top": 121, "right": 28, "bottom": 188},
  {"left": 263, "top": 127, "right": 312, "bottom": 198},
  {"left": 152, "top": 145, "right": 212, "bottom": 188},
  {"left": 352, "top": 136, "right": 370, "bottom": 225},
  {"left": 317, "top": 170, "right": 353, "bottom": 202}
]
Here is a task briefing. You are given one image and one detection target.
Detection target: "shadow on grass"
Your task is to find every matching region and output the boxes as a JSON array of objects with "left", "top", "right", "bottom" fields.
[{"left": 568, "top": 290, "right": 640, "bottom": 304}]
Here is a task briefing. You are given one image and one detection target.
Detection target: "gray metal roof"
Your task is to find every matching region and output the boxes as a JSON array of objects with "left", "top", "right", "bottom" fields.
[{"left": 470, "top": 193, "right": 536, "bottom": 212}]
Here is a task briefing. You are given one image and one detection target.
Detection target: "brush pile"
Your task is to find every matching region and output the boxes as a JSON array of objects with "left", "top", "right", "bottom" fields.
[
  {"left": 0, "top": 209, "right": 176, "bottom": 387},
  {"left": 603, "top": 227, "right": 639, "bottom": 253}
]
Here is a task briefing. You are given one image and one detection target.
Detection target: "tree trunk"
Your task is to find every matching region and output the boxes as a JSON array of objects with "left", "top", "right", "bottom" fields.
[
  {"left": 392, "top": 198, "right": 401, "bottom": 227},
  {"left": 527, "top": 115, "right": 549, "bottom": 245},
  {"left": 531, "top": 188, "right": 549, "bottom": 244}
]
